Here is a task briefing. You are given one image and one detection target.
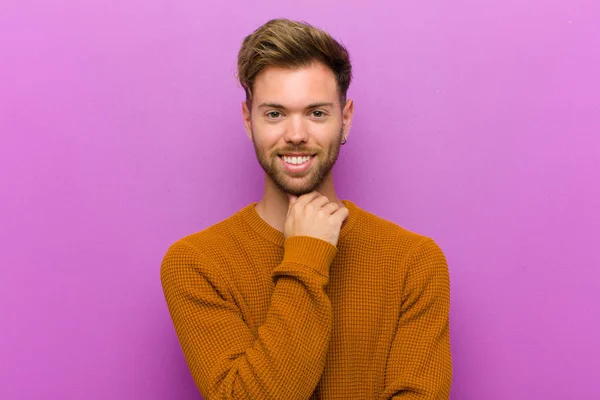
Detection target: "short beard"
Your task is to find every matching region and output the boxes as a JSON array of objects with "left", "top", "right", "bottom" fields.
[{"left": 252, "top": 128, "right": 344, "bottom": 197}]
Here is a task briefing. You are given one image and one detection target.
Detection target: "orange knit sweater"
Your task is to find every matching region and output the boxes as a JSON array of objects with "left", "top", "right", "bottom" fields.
[{"left": 160, "top": 200, "right": 452, "bottom": 399}]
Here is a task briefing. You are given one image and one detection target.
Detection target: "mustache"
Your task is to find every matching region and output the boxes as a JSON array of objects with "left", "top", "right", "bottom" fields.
[{"left": 277, "top": 149, "right": 318, "bottom": 154}]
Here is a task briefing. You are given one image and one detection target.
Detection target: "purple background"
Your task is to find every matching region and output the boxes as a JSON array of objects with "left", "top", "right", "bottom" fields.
[{"left": 1, "top": 0, "right": 599, "bottom": 399}]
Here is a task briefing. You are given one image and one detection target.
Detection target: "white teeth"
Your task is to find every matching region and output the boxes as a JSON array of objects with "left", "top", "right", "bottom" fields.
[{"left": 282, "top": 155, "right": 312, "bottom": 165}]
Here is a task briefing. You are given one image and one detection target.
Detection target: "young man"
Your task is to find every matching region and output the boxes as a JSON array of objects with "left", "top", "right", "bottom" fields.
[{"left": 161, "top": 18, "right": 452, "bottom": 399}]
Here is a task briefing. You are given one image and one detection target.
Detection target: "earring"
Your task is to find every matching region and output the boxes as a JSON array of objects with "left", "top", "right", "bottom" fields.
[{"left": 341, "top": 136, "right": 347, "bottom": 145}]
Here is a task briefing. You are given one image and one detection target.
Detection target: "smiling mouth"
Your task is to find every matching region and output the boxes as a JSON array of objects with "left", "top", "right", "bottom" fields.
[
  {"left": 278, "top": 154, "right": 316, "bottom": 165},
  {"left": 277, "top": 154, "right": 316, "bottom": 174}
]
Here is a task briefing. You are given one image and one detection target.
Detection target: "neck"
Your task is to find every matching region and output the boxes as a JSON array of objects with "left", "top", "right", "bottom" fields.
[{"left": 255, "top": 171, "right": 344, "bottom": 233}]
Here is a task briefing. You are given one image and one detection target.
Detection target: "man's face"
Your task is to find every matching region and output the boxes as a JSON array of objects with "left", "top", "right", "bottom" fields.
[{"left": 243, "top": 62, "right": 353, "bottom": 197}]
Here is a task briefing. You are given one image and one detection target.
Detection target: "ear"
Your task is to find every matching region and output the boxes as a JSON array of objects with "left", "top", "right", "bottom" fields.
[
  {"left": 341, "top": 99, "right": 354, "bottom": 140},
  {"left": 242, "top": 101, "right": 252, "bottom": 140}
]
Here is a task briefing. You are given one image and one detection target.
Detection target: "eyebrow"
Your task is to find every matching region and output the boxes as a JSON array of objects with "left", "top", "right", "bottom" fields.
[{"left": 258, "top": 102, "right": 335, "bottom": 110}]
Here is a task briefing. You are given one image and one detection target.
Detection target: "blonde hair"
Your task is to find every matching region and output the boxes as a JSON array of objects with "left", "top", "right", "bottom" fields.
[{"left": 237, "top": 18, "right": 352, "bottom": 107}]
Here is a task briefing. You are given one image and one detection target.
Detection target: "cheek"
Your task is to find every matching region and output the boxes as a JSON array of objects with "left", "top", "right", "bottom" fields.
[
  {"left": 254, "top": 123, "right": 284, "bottom": 144},
  {"left": 252, "top": 130, "right": 280, "bottom": 155},
  {"left": 314, "top": 125, "right": 342, "bottom": 144}
]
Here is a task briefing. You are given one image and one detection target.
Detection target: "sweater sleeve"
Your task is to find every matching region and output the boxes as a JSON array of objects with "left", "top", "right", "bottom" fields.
[
  {"left": 380, "top": 238, "right": 453, "bottom": 399},
  {"left": 160, "top": 235, "right": 337, "bottom": 399}
]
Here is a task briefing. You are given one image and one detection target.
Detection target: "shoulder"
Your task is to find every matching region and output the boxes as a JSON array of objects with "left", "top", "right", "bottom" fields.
[
  {"left": 359, "top": 206, "right": 449, "bottom": 298},
  {"left": 160, "top": 209, "right": 245, "bottom": 279},
  {"left": 349, "top": 202, "right": 448, "bottom": 276},
  {"left": 351, "top": 202, "right": 442, "bottom": 255}
]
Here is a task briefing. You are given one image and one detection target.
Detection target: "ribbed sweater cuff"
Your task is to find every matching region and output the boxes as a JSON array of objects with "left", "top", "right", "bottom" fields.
[{"left": 282, "top": 236, "right": 338, "bottom": 277}]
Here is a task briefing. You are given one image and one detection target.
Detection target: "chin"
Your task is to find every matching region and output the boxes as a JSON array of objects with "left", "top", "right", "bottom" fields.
[
  {"left": 260, "top": 154, "right": 330, "bottom": 197},
  {"left": 285, "top": 187, "right": 315, "bottom": 197},
  {"left": 278, "top": 180, "right": 318, "bottom": 197},
  {"left": 273, "top": 173, "right": 321, "bottom": 197}
]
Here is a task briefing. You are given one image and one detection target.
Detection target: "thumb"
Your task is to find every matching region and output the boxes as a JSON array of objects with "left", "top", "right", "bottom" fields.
[{"left": 287, "top": 194, "right": 297, "bottom": 208}]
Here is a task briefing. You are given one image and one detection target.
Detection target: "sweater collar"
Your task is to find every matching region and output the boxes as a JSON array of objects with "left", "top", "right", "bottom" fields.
[{"left": 239, "top": 199, "right": 359, "bottom": 247}]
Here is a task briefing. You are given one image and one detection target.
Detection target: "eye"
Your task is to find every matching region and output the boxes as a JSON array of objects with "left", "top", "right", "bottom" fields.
[
  {"left": 266, "top": 111, "right": 282, "bottom": 119},
  {"left": 311, "top": 110, "right": 326, "bottom": 118}
]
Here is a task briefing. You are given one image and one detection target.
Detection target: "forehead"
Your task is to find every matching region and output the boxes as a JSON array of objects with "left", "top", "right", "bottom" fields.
[{"left": 252, "top": 62, "right": 339, "bottom": 108}]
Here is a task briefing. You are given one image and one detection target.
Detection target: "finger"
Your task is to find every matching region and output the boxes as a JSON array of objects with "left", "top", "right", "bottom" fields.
[
  {"left": 294, "top": 191, "right": 322, "bottom": 208},
  {"left": 286, "top": 194, "right": 298, "bottom": 216},
  {"left": 287, "top": 194, "right": 297, "bottom": 207},
  {"left": 321, "top": 202, "right": 340, "bottom": 214},
  {"left": 332, "top": 206, "right": 350, "bottom": 222},
  {"left": 308, "top": 195, "right": 331, "bottom": 209}
]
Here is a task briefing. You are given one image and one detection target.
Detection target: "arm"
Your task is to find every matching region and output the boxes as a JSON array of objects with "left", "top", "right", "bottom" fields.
[
  {"left": 160, "top": 236, "right": 336, "bottom": 399},
  {"left": 380, "top": 238, "right": 452, "bottom": 399}
]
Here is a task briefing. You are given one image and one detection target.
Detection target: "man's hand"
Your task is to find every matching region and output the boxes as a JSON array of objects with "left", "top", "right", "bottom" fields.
[{"left": 284, "top": 191, "right": 349, "bottom": 247}]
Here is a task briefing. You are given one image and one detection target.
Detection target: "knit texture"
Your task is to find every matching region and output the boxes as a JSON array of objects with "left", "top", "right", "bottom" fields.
[{"left": 160, "top": 200, "right": 452, "bottom": 399}]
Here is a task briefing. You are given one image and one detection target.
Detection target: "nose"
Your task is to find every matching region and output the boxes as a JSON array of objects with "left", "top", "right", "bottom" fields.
[{"left": 283, "top": 115, "right": 309, "bottom": 144}]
